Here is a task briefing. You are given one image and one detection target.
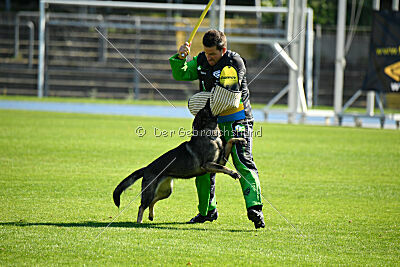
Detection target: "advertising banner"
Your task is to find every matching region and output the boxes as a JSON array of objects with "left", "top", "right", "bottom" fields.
[{"left": 362, "top": 11, "right": 400, "bottom": 93}]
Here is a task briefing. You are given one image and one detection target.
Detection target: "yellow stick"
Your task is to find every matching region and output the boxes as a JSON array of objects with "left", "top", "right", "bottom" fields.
[
  {"left": 180, "top": 0, "right": 215, "bottom": 58},
  {"left": 188, "top": 0, "right": 215, "bottom": 43}
]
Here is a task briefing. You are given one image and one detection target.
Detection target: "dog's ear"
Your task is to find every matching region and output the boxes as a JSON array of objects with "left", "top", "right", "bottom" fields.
[
  {"left": 204, "top": 98, "right": 217, "bottom": 118},
  {"left": 205, "top": 98, "right": 211, "bottom": 109}
]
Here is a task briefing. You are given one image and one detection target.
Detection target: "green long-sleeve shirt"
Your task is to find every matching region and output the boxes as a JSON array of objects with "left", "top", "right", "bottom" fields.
[{"left": 169, "top": 53, "right": 199, "bottom": 81}]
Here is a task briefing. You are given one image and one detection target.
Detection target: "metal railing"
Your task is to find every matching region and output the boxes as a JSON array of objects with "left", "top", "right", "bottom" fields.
[{"left": 0, "top": 20, "right": 34, "bottom": 69}]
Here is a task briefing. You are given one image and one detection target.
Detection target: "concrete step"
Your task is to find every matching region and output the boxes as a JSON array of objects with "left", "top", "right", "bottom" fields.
[
  {"left": 0, "top": 57, "right": 174, "bottom": 71},
  {"left": 0, "top": 76, "right": 191, "bottom": 91},
  {"left": 0, "top": 87, "right": 193, "bottom": 100},
  {"left": 46, "top": 28, "right": 176, "bottom": 44},
  {"left": 0, "top": 38, "right": 177, "bottom": 53},
  {"left": 0, "top": 66, "right": 175, "bottom": 81},
  {"left": 0, "top": 48, "right": 175, "bottom": 62}
]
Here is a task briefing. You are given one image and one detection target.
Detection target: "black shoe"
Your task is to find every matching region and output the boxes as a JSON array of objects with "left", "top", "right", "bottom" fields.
[
  {"left": 187, "top": 209, "right": 218, "bottom": 224},
  {"left": 247, "top": 205, "right": 265, "bottom": 229}
]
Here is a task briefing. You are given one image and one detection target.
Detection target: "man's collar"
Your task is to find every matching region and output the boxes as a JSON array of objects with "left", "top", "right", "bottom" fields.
[{"left": 213, "top": 50, "right": 229, "bottom": 69}]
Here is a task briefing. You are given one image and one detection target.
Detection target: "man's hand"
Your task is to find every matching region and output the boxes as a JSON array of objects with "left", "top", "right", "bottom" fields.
[{"left": 178, "top": 42, "right": 191, "bottom": 59}]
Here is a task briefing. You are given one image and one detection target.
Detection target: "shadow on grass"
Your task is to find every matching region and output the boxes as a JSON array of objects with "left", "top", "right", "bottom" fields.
[{"left": 0, "top": 221, "right": 254, "bottom": 233}]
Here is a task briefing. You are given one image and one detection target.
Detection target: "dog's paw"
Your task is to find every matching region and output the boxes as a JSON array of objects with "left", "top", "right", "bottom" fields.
[
  {"left": 231, "top": 172, "right": 241, "bottom": 180},
  {"left": 148, "top": 216, "right": 153, "bottom": 221},
  {"left": 237, "top": 138, "right": 247, "bottom": 146}
]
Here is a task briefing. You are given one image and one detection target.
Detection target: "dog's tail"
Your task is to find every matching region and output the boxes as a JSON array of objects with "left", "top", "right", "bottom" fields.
[{"left": 113, "top": 167, "right": 145, "bottom": 208}]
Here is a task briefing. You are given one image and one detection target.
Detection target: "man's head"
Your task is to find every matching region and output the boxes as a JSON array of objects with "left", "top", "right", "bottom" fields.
[{"left": 203, "top": 29, "right": 227, "bottom": 66}]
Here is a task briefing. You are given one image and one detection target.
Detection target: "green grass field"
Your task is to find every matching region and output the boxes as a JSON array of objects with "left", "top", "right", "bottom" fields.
[{"left": 0, "top": 109, "right": 399, "bottom": 265}]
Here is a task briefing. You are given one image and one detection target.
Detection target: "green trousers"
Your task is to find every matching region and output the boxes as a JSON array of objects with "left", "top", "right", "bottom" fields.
[{"left": 196, "top": 120, "right": 262, "bottom": 216}]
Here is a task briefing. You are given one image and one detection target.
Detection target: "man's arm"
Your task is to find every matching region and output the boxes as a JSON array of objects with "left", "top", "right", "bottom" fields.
[
  {"left": 234, "top": 55, "right": 246, "bottom": 85},
  {"left": 169, "top": 54, "right": 199, "bottom": 81}
]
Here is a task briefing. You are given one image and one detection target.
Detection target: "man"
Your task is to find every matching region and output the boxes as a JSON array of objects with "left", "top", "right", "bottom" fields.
[{"left": 169, "top": 29, "right": 265, "bottom": 229}]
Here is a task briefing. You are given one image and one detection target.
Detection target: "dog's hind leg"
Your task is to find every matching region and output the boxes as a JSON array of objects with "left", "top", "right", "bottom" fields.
[
  {"left": 148, "top": 177, "right": 173, "bottom": 221},
  {"left": 221, "top": 138, "right": 247, "bottom": 164},
  {"left": 137, "top": 173, "right": 162, "bottom": 223},
  {"left": 137, "top": 205, "right": 145, "bottom": 223}
]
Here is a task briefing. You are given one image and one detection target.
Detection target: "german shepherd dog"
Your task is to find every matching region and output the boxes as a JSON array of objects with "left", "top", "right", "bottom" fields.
[{"left": 113, "top": 100, "right": 246, "bottom": 223}]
